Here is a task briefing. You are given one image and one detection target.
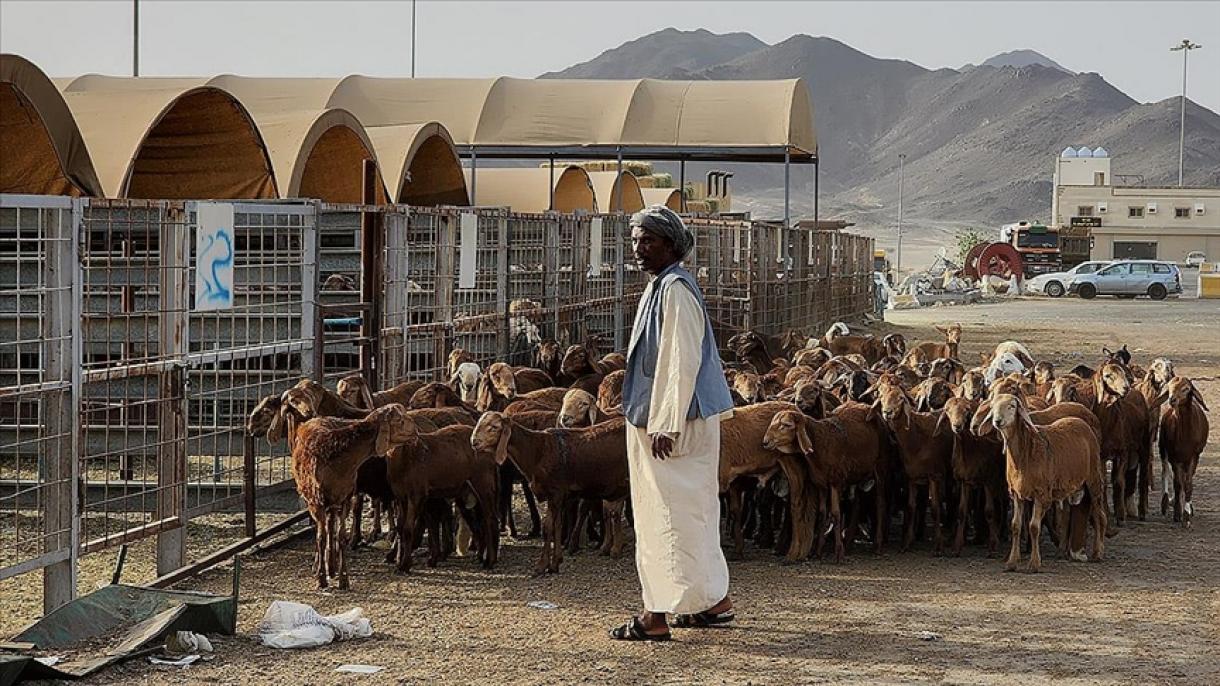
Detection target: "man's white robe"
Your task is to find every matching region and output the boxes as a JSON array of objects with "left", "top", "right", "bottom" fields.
[{"left": 626, "top": 276, "right": 730, "bottom": 614}]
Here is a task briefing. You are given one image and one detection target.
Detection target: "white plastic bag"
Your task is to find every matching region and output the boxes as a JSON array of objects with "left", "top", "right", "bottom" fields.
[{"left": 257, "top": 601, "right": 373, "bottom": 649}]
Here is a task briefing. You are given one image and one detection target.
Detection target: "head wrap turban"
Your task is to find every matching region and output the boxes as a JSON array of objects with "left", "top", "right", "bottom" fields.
[{"left": 630, "top": 205, "right": 694, "bottom": 259}]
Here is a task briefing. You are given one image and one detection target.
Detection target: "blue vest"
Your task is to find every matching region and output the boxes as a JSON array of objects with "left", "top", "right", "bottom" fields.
[{"left": 622, "top": 263, "right": 735, "bottom": 429}]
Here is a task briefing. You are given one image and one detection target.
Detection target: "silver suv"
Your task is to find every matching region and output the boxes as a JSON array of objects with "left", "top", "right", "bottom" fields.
[{"left": 1070, "top": 260, "right": 1182, "bottom": 300}]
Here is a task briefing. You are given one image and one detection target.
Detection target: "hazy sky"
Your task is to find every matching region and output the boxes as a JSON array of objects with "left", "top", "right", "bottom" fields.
[{"left": 2, "top": 1, "right": 1218, "bottom": 111}]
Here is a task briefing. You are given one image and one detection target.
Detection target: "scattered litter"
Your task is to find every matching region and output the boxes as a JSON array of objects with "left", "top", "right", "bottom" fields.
[
  {"left": 166, "top": 630, "right": 213, "bottom": 654},
  {"left": 149, "top": 654, "right": 201, "bottom": 667},
  {"left": 915, "top": 631, "right": 942, "bottom": 642},
  {"left": 33, "top": 656, "right": 63, "bottom": 667},
  {"left": 336, "top": 664, "right": 385, "bottom": 674},
  {"left": 527, "top": 600, "right": 559, "bottom": 611},
  {"left": 258, "top": 601, "right": 372, "bottom": 649}
]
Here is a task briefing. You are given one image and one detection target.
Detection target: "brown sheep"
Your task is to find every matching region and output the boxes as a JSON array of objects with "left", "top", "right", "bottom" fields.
[
  {"left": 476, "top": 362, "right": 519, "bottom": 412},
  {"left": 940, "top": 397, "right": 1006, "bottom": 556},
  {"left": 882, "top": 333, "right": 907, "bottom": 359},
  {"left": 596, "top": 370, "right": 626, "bottom": 412},
  {"left": 1046, "top": 374, "right": 1096, "bottom": 408},
  {"left": 717, "top": 401, "right": 813, "bottom": 561},
  {"left": 912, "top": 378, "right": 954, "bottom": 412},
  {"left": 1158, "top": 377, "right": 1209, "bottom": 527},
  {"left": 987, "top": 394, "right": 1107, "bottom": 573},
  {"left": 793, "top": 347, "right": 831, "bottom": 370},
  {"left": 514, "top": 367, "right": 554, "bottom": 394},
  {"left": 559, "top": 343, "right": 608, "bottom": 384},
  {"left": 600, "top": 352, "right": 627, "bottom": 373},
  {"left": 783, "top": 364, "right": 819, "bottom": 389},
  {"left": 762, "top": 403, "right": 890, "bottom": 563},
  {"left": 533, "top": 339, "right": 563, "bottom": 383},
  {"left": 290, "top": 404, "right": 414, "bottom": 589},
  {"left": 957, "top": 370, "right": 988, "bottom": 401},
  {"left": 1032, "top": 361, "right": 1056, "bottom": 398},
  {"left": 869, "top": 384, "right": 953, "bottom": 553},
  {"left": 1093, "top": 363, "right": 1157, "bottom": 524},
  {"left": 726, "top": 369, "right": 765, "bottom": 405},
  {"left": 407, "top": 382, "right": 478, "bottom": 415},
  {"left": 728, "top": 331, "right": 778, "bottom": 375},
  {"left": 386, "top": 419, "right": 499, "bottom": 573},
  {"left": 471, "top": 412, "right": 630, "bottom": 574},
  {"left": 911, "top": 323, "right": 962, "bottom": 362},
  {"left": 504, "top": 387, "right": 570, "bottom": 415},
  {"left": 1138, "top": 357, "right": 1175, "bottom": 498},
  {"left": 558, "top": 388, "right": 618, "bottom": 427},
  {"left": 337, "top": 373, "right": 427, "bottom": 410}
]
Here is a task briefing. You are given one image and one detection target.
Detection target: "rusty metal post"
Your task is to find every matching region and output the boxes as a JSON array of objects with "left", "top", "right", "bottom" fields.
[
  {"left": 359, "top": 160, "right": 382, "bottom": 392},
  {"left": 434, "top": 216, "right": 455, "bottom": 379},
  {"left": 496, "top": 214, "right": 510, "bottom": 359},
  {"left": 156, "top": 204, "right": 189, "bottom": 575},
  {"left": 243, "top": 434, "right": 256, "bottom": 538}
]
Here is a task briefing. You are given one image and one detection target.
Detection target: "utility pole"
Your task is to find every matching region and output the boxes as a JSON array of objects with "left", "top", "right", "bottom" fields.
[
  {"left": 411, "top": 0, "right": 417, "bottom": 78},
  {"left": 896, "top": 153, "right": 906, "bottom": 277},
  {"left": 133, "top": 0, "right": 140, "bottom": 77},
  {"left": 1170, "top": 39, "right": 1201, "bottom": 187}
]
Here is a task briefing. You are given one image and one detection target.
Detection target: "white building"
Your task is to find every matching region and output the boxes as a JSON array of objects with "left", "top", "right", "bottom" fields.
[{"left": 1051, "top": 147, "right": 1220, "bottom": 262}]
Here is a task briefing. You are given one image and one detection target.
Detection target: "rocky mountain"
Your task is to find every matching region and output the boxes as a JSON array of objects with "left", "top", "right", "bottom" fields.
[
  {"left": 968, "top": 49, "right": 1074, "bottom": 74},
  {"left": 542, "top": 29, "right": 1220, "bottom": 234}
]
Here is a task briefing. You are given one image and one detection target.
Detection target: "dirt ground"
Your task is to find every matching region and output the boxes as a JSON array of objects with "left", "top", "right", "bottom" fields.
[{"left": 11, "top": 294, "right": 1220, "bottom": 685}]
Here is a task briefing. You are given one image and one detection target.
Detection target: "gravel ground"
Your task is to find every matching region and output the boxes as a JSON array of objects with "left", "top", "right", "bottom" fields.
[{"left": 7, "top": 296, "right": 1220, "bottom": 685}]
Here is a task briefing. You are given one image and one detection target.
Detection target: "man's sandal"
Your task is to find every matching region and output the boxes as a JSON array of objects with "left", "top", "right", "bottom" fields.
[
  {"left": 608, "top": 617, "right": 671, "bottom": 642},
  {"left": 672, "top": 609, "right": 735, "bottom": 628}
]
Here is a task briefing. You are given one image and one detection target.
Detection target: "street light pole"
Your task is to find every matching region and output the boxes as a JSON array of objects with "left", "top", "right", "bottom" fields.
[
  {"left": 411, "top": 0, "right": 417, "bottom": 78},
  {"left": 896, "top": 153, "right": 906, "bottom": 277},
  {"left": 1170, "top": 39, "right": 1202, "bottom": 187},
  {"left": 133, "top": 0, "right": 139, "bottom": 77}
]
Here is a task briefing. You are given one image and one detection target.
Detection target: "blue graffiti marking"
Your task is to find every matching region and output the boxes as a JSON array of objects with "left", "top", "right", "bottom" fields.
[{"left": 200, "top": 229, "right": 233, "bottom": 303}]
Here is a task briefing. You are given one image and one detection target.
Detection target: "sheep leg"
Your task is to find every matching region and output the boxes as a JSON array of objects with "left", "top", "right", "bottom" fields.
[
  {"left": 1137, "top": 452, "right": 1151, "bottom": 521},
  {"left": 953, "top": 482, "right": 971, "bottom": 557},
  {"left": 336, "top": 506, "right": 351, "bottom": 590},
  {"left": 1055, "top": 501, "right": 1071, "bottom": 560},
  {"left": 522, "top": 482, "right": 544, "bottom": 539},
  {"left": 350, "top": 493, "right": 365, "bottom": 548},
  {"left": 565, "top": 499, "right": 587, "bottom": 555},
  {"left": 814, "top": 488, "right": 829, "bottom": 560},
  {"left": 1089, "top": 489, "right": 1107, "bottom": 562},
  {"left": 326, "top": 509, "right": 342, "bottom": 580},
  {"left": 550, "top": 497, "right": 566, "bottom": 574},
  {"left": 929, "top": 479, "right": 944, "bottom": 556},
  {"left": 1005, "top": 496, "right": 1023, "bottom": 572},
  {"left": 310, "top": 505, "right": 328, "bottom": 589},
  {"left": 1067, "top": 498, "right": 1088, "bottom": 561},
  {"left": 830, "top": 486, "right": 845, "bottom": 564},
  {"left": 902, "top": 481, "right": 918, "bottom": 553},
  {"left": 498, "top": 466, "right": 516, "bottom": 537},
  {"left": 477, "top": 483, "right": 499, "bottom": 569},
  {"left": 1172, "top": 463, "right": 1185, "bottom": 525},
  {"left": 1027, "top": 499, "right": 1045, "bottom": 573},
  {"left": 842, "top": 491, "right": 861, "bottom": 556},
  {"left": 982, "top": 484, "right": 999, "bottom": 557},
  {"left": 370, "top": 498, "right": 384, "bottom": 542},
  {"left": 396, "top": 497, "right": 419, "bottom": 574},
  {"left": 1111, "top": 458, "right": 1127, "bottom": 526},
  {"left": 1160, "top": 457, "right": 1173, "bottom": 516},
  {"left": 873, "top": 476, "right": 887, "bottom": 554},
  {"left": 534, "top": 500, "right": 555, "bottom": 576},
  {"left": 1183, "top": 462, "right": 1196, "bottom": 530},
  {"left": 727, "top": 482, "right": 746, "bottom": 560}
]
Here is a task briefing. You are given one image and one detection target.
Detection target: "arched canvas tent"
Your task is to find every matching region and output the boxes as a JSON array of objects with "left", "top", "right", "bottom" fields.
[
  {"left": 0, "top": 54, "right": 101, "bottom": 195},
  {"left": 463, "top": 166, "right": 593, "bottom": 213},
  {"left": 365, "top": 122, "right": 468, "bottom": 205},
  {"left": 588, "top": 171, "right": 644, "bottom": 213},
  {"left": 640, "top": 188, "right": 683, "bottom": 212},
  {"left": 58, "top": 78, "right": 277, "bottom": 199}
]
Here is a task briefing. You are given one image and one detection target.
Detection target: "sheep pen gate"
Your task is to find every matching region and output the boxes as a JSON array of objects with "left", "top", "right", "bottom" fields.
[{"left": 1, "top": 196, "right": 319, "bottom": 613}]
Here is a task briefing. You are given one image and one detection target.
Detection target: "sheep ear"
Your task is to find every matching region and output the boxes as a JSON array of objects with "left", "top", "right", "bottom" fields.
[
  {"left": 588, "top": 403, "right": 598, "bottom": 427},
  {"left": 448, "top": 371, "right": 462, "bottom": 392},
  {"left": 1192, "top": 385, "right": 1210, "bottom": 413},
  {"left": 795, "top": 418, "right": 815, "bottom": 457},
  {"left": 866, "top": 400, "right": 880, "bottom": 423},
  {"left": 1045, "top": 389, "right": 1056, "bottom": 404},
  {"left": 970, "top": 402, "right": 991, "bottom": 436},
  {"left": 285, "top": 414, "right": 300, "bottom": 453},
  {"left": 267, "top": 409, "right": 286, "bottom": 445},
  {"left": 494, "top": 419, "right": 512, "bottom": 466},
  {"left": 360, "top": 384, "right": 375, "bottom": 410},
  {"left": 475, "top": 376, "right": 492, "bottom": 412},
  {"left": 934, "top": 412, "right": 947, "bottom": 436},
  {"left": 375, "top": 413, "right": 401, "bottom": 456}
]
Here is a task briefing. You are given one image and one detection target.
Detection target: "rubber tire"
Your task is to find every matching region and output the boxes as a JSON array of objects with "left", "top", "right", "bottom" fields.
[
  {"left": 1078, "top": 283, "right": 1097, "bottom": 300},
  {"left": 1045, "top": 281, "right": 1064, "bottom": 298},
  {"left": 1148, "top": 283, "right": 1167, "bottom": 301}
]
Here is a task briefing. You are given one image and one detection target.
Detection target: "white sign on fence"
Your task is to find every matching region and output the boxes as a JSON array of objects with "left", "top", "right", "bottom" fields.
[
  {"left": 589, "top": 218, "right": 603, "bottom": 275},
  {"left": 458, "top": 212, "right": 478, "bottom": 289},
  {"left": 194, "top": 202, "right": 236, "bottom": 311}
]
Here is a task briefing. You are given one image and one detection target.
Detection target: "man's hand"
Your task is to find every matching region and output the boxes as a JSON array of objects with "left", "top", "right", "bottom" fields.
[{"left": 650, "top": 433, "right": 674, "bottom": 460}]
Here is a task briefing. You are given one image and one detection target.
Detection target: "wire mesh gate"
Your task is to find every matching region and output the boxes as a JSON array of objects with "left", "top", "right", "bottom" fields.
[{"left": 1, "top": 196, "right": 318, "bottom": 612}]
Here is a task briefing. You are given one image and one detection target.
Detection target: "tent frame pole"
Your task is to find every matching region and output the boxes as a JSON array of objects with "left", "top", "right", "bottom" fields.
[
  {"left": 679, "top": 159, "right": 686, "bottom": 213},
  {"left": 615, "top": 147, "right": 624, "bottom": 214},
  {"left": 470, "top": 148, "right": 477, "bottom": 205},
  {"left": 549, "top": 155, "right": 555, "bottom": 211}
]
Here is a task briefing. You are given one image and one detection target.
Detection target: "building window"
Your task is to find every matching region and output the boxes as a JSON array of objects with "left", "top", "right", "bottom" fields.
[
  {"left": 1077, "top": 205, "right": 1094, "bottom": 217},
  {"left": 1175, "top": 207, "right": 1190, "bottom": 218},
  {"left": 1094, "top": 172, "right": 1106, "bottom": 186},
  {"left": 1128, "top": 206, "right": 1144, "bottom": 218}
]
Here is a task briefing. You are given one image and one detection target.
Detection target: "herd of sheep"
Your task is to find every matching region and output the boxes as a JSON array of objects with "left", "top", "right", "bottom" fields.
[{"left": 244, "top": 322, "right": 1210, "bottom": 590}]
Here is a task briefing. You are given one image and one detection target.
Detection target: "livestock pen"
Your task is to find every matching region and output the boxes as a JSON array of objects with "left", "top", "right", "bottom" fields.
[{"left": 0, "top": 194, "right": 875, "bottom": 619}]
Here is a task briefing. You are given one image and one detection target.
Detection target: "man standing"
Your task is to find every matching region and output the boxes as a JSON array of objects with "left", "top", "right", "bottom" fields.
[{"left": 609, "top": 206, "right": 736, "bottom": 642}]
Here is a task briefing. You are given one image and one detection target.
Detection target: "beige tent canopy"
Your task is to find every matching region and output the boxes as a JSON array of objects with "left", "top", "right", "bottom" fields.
[
  {"left": 463, "top": 166, "right": 594, "bottom": 213},
  {"left": 5, "top": 54, "right": 814, "bottom": 207},
  {"left": 588, "top": 171, "right": 644, "bottom": 214},
  {"left": 0, "top": 54, "right": 101, "bottom": 195},
  {"left": 640, "top": 188, "right": 683, "bottom": 212}
]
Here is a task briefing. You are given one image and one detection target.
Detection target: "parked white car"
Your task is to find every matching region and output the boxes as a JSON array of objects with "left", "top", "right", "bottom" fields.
[
  {"left": 1025, "top": 260, "right": 1110, "bottom": 298},
  {"left": 1185, "top": 251, "right": 1207, "bottom": 268}
]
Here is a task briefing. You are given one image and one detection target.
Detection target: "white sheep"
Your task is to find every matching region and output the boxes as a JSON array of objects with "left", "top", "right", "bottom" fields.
[{"left": 451, "top": 362, "right": 483, "bottom": 403}]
